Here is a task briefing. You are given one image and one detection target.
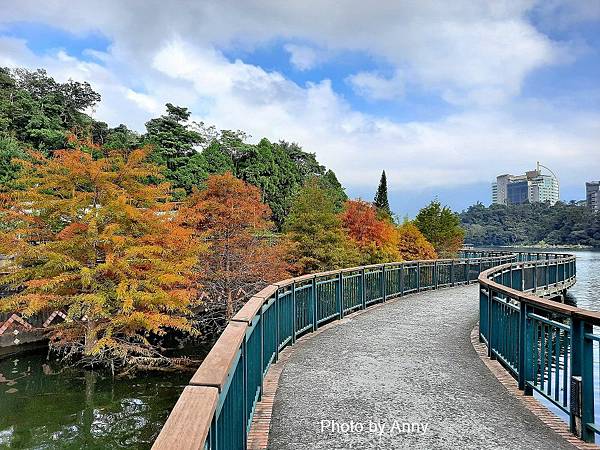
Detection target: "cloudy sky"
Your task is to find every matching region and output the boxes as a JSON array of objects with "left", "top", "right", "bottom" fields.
[{"left": 1, "top": 1, "right": 599, "bottom": 216}]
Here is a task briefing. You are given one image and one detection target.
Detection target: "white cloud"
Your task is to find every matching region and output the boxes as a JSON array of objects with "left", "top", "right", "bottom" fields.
[
  {"left": 284, "top": 44, "right": 319, "bottom": 70},
  {"left": 0, "top": 1, "right": 598, "bottom": 202},
  {"left": 347, "top": 71, "right": 403, "bottom": 100}
]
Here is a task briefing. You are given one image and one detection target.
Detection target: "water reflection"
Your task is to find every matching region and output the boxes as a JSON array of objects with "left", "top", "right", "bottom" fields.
[{"left": 0, "top": 351, "right": 190, "bottom": 449}]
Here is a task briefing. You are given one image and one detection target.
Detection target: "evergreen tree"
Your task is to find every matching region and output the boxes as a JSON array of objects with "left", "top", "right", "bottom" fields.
[
  {"left": 415, "top": 200, "right": 465, "bottom": 256},
  {"left": 374, "top": 170, "right": 392, "bottom": 218},
  {"left": 284, "top": 178, "right": 359, "bottom": 274}
]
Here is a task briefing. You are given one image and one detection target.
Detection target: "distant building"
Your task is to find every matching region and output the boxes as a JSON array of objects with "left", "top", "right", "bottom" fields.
[
  {"left": 491, "top": 163, "right": 559, "bottom": 206},
  {"left": 587, "top": 181, "right": 600, "bottom": 212}
]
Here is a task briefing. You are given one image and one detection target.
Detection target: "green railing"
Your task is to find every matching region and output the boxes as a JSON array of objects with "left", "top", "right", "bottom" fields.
[
  {"left": 152, "top": 251, "right": 518, "bottom": 450},
  {"left": 477, "top": 253, "right": 600, "bottom": 443}
]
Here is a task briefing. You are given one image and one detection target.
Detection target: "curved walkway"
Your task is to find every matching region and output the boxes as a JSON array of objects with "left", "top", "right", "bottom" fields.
[{"left": 267, "top": 285, "right": 576, "bottom": 450}]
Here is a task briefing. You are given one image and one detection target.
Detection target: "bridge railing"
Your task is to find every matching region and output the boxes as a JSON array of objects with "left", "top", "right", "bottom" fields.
[
  {"left": 153, "top": 250, "right": 518, "bottom": 450},
  {"left": 477, "top": 253, "right": 600, "bottom": 443}
]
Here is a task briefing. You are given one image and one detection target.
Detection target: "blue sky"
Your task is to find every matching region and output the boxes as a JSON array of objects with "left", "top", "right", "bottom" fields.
[{"left": 0, "top": 1, "right": 599, "bottom": 216}]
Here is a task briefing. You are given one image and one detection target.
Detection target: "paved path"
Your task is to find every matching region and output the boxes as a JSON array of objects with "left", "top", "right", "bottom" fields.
[{"left": 267, "top": 285, "right": 576, "bottom": 450}]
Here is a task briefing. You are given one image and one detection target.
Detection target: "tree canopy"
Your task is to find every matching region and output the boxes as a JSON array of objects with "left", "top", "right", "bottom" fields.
[
  {"left": 180, "top": 172, "right": 290, "bottom": 324},
  {"left": 415, "top": 200, "right": 465, "bottom": 256},
  {"left": 284, "top": 178, "right": 359, "bottom": 274},
  {"left": 0, "top": 143, "right": 204, "bottom": 371}
]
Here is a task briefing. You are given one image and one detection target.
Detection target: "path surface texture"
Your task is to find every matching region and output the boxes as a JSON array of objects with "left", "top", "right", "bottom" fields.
[{"left": 267, "top": 285, "right": 576, "bottom": 450}]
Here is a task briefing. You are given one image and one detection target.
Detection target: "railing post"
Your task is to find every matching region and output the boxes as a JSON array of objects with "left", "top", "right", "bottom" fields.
[
  {"left": 381, "top": 265, "right": 386, "bottom": 301},
  {"left": 291, "top": 282, "right": 297, "bottom": 344},
  {"left": 361, "top": 268, "right": 366, "bottom": 309},
  {"left": 399, "top": 264, "right": 405, "bottom": 296},
  {"left": 338, "top": 271, "right": 344, "bottom": 318},
  {"left": 274, "top": 288, "right": 280, "bottom": 363},
  {"left": 434, "top": 261, "right": 438, "bottom": 289},
  {"left": 487, "top": 288, "right": 494, "bottom": 359},
  {"left": 259, "top": 304, "right": 264, "bottom": 400},
  {"left": 312, "top": 276, "right": 318, "bottom": 331},
  {"left": 242, "top": 333, "right": 248, "bottom": 449},
  {"left": 518, "top": 301, "right": 532, "bottom": 393},
  {"left": 570, "top": 318, "right": 595, "bottom": 443},
  {"left": 416, "top": 262, "right": 421, "bottom": 292},
  {"left": 450, "top": 260, "right": 455, "bottom": 286}
]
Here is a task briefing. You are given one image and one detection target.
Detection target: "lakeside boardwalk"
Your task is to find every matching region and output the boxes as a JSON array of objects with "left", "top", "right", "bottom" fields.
[{"left": 267, "top": 285, "right": 576, "bottom": 450}]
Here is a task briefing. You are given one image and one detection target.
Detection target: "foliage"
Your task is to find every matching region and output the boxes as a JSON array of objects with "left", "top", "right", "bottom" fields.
[
  {"left": 461, "top": 202, "right": 600, "bottom": 247},
  {"left": 340, "top": 200, "right": 400, "bottom": 264},
  {"left": 415, "top": 200, "right": 465, "bottom": 256},
  {"left": 179, "top": 173, "right": 290, "bottom": 323},
  {"left": 397, "top": 222, "right": 437, "bottom": 260},
  {"left": 319, "top": 169, "right": 348, "bottom": 212},
  {"left": 373, "top": 170, "right": 392, "bottom": 219},
  {"left": 0, "top": 136, "right": 27, "bottom": 187},
  {"left": 284, "top": 178, "right": 359, "bottom": 274},
  {"left": 0, "top": 143, "right": 204, "bottom": 370},
  {"left": 0, "top": 67, "right": 100, "bottom": 152}
]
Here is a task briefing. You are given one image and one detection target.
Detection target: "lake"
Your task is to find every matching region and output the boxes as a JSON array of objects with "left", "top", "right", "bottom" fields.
[{"left": 0, "top": 249, "right": 598, "bottom": 449}]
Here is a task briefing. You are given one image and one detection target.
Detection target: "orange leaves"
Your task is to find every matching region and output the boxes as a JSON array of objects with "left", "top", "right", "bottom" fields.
[
  {"left": 397, "top": 222, "right": 437, "bottom": 261},
  {"left": 340, "top": 200, "right": 400, "bottom": 263},
  {"left": 0, "top": 142, "right": 207, "bottom": 366},
  {"left": 180, "top": 172, "right": 290, "bottom": 319},
  {"left": 56, "top": 222, "right": 88, "bottom": 240}
]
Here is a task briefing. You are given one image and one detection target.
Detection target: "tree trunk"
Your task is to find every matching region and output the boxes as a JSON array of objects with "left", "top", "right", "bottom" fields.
[{"left": 84, "top": 320, "right": 97, "bottom": 354}]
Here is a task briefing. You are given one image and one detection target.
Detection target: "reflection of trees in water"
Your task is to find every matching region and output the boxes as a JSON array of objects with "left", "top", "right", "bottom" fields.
[{"left": 0, "top": 351, "right": 188, "bottom": 448}]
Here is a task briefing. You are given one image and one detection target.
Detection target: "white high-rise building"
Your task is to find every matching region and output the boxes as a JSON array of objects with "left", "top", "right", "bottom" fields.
[{"left": 491, "top": 163, "right": 559, "bottom": 206}]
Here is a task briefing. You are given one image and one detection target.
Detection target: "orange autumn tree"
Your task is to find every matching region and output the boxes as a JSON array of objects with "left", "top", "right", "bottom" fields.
[
  {"left": 397, "top": 222, "right": 437, "bottom": 260},
  {"left": 340, "top": 199, "right": 401, "bottom": 264},
  {"left": 179, "top": 172, "right": 289, "bottom": 324},
  {"left": 0, "top": 143, "right": 204, "bottom": 370}
]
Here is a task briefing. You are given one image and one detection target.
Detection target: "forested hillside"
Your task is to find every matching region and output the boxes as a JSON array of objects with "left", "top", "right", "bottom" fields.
[
  {"left": 461, "top": 202, "right": 600, "bottom": 247},
  {"left": 0, "top": 67, "right": 345, "bottom": 228}
]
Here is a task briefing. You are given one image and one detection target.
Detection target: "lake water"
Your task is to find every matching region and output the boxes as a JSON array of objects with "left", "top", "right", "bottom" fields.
[{"left": 0, "top": 249, "right": 598, "bottom": 449}]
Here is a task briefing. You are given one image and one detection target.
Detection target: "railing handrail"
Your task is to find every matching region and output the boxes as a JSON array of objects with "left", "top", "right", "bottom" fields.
[
  {"left": 478, "top": 254, "right": 600, "bottom": 324},
  {"left": 153, "top": 249, "right": 574, "bottom": 449}
]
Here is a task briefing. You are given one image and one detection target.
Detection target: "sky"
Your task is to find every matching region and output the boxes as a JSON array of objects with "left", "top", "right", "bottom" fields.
[{"left": 0, "top": 1, "right": 599, "bottom": 217}]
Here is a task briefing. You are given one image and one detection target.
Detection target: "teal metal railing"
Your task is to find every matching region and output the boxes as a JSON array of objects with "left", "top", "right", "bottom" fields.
[
  {"left": 477, "top": 253, "right": 600, "bottom": 443},
  {"left": 152, "top": 251, "right": 518, "bottom": 450}
]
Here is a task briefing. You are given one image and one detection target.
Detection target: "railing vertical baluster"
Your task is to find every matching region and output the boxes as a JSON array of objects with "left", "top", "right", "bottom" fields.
[
  {"left": 450, "top": 260, "right": 455, "bottom": 286},
  {"left": 434, "top": 261, "right": 438, "bottom": 289}
]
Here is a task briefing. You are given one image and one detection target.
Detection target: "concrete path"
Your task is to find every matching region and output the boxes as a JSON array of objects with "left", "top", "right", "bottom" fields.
[{"left": 267, "top": 285, "right": 576, "bottom": 450}]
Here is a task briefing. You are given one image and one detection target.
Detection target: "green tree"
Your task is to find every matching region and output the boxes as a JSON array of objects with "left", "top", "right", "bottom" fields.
[
  {"left": 374, "top": 170, "right": 392, "bottom": 219},
  {"left": 319, "top": 169, "right": 348, "bottom": 212},
  {"left": 237, "top": 138, "right": 303, "bottom": 228},
  {"left": 284, "top": 178, "right": 359, "bottom": 274},
  {"left": 143, "top": 103, "right": 205, "bottom": 195},
  {"left": 415, "top": 200, "right": 465, "bottom": 256},
  {"left": 0, "top": 68, "right": 100, "bottom": 151},
  {"left": 0, "top": 136, "right": 27, "bottom": 187}
]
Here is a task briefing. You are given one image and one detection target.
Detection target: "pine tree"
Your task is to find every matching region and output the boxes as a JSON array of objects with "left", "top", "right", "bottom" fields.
[{"left": 373, "top": 170, "right": 392, "bottom": 218}]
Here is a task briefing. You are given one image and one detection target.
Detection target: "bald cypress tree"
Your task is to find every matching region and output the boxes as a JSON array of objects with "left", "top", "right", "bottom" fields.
[{"left": 374, "top": 170, "right": 392, "bottom": 218}]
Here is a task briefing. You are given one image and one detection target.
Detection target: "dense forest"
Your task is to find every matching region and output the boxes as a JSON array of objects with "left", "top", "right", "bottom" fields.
[
  {"left": 461, "top": 202, "right": 600, "bottom": 247},
  {"left": 0, "top": 67, "right": 346, "bottom": 229},
  {"left": 0, "top": 67, "right": 463, "bottom": 371}
]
